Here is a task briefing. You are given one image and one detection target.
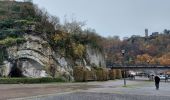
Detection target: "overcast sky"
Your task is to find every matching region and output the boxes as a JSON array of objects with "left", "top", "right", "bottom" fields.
[{"left": 27, "top": 0, "right": 170, "bottom": 38}]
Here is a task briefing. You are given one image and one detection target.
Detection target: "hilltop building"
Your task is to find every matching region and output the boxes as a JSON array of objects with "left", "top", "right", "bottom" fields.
[{"left": 145, "top": 29, "right": 148, "bottom": 37}]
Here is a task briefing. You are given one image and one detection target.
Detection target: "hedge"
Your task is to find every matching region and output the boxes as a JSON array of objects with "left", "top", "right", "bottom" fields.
[
  {"left": 95, "top": 68, "right": 109, "bottom": 81},
  {"left": 115, "top": 69, "right": 122, "bottom": 79},
  {"left": 73, "top": 66, "right": 109, "bottom": 82},
  {"left": 109, "top": 69, "right": 116, "bottom": 80},
  {"left": 73, "top": 66, "right": 86, "bottom": 82},
  {"left": 0, "top": 77, "right": 65, "bottom": 84}
]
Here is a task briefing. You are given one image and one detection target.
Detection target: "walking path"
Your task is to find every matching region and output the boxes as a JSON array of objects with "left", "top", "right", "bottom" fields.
[{"left": 1, "top": 77, "right": 170, "bottom": 100}]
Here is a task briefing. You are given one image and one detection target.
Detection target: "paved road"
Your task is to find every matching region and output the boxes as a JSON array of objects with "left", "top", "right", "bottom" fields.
[
  {"left": 6, "top": 78, "right": 170, "bottom": 100},
  {"left": 23, "top": 92, "right": 170, "bottom": 100}
]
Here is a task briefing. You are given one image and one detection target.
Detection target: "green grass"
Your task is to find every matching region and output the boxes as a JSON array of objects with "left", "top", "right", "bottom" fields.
[{"left": 0, "top": 77, "right": 66, "bottom": 84}]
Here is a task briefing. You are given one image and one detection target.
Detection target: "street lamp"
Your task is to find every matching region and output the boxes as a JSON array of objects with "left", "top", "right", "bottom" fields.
[{"left": 121, "top": 49, "right": 126, "bottom": 86}]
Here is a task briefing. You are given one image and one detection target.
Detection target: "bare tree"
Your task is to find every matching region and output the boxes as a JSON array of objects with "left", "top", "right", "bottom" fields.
[
  {"left": 61, "top": 15, "right": 86, "bottom": 34},
  {"left": 49, "top": 16, "right": 61, "bottom": 30}
]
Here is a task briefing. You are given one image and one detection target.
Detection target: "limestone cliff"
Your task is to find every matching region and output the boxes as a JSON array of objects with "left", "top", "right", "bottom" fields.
[{"left": 0, "top": 33, "right": 106, "bottom": 80}]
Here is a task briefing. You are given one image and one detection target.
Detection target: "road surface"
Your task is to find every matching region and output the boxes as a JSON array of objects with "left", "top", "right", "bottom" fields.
[{"left": 3, "top": 77, "right": 170, "bottom": 100}]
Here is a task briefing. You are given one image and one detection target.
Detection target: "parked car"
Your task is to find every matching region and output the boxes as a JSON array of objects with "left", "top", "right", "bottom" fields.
[{"left": 159, "top": 75, "right": 166, "bottom": 80}]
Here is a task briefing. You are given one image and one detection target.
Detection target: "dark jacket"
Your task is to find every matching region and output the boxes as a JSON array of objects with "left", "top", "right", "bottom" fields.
[{"left": 155, "top": 76, "right": 160, "bottom": 84}]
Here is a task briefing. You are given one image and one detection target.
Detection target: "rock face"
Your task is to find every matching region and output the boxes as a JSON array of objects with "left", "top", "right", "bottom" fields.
[
  {"left": 86, "top": 45, "right": 106, "bottom": 67},
  {"left": 19, "top": 59, "right": 48, "bottom": 78},
  {"left": 0, "top": 33, "right": 106, "bottom": 80},
  {"left": 0, "top": 61, "right": 12, "bottom": 77}
]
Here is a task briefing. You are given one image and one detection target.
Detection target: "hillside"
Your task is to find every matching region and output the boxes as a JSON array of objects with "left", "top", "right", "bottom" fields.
[
  {"left": 104, "top": 31, "right": 170, "bottom": 66},
  {"left": 0, "top": 1, "right": 106, "bottom": 80}
]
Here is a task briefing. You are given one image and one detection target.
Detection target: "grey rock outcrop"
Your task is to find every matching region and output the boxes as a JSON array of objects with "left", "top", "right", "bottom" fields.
[
  {"left": 0, "top": 61, "right": 12, "bottom": 77},
  {"left": 0, "top": 33, "right": 106, "bottom": 80},
  {"left": 86, "top": 45, "right": 106, "bottom": 67}
]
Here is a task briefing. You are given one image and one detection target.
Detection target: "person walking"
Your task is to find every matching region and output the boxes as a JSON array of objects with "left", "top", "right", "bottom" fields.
[
  {"left": 154, "top": 75, "right": 160, "bottom": 90},
  {"left": 165, "top": 74, "right": 168, "bottom": 82}
]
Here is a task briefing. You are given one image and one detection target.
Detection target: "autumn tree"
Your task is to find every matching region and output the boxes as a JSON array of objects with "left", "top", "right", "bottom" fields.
[
  {"left": 136, "top": 54, "right": 152, "bottom": 64},
  {"left": 159, "top": 53, "right": 170, "bottom": 66}
]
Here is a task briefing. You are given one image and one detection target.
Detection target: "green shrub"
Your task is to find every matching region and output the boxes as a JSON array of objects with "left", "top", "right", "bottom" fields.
[
  {"left": 115, "top": 69, "right": 122, "bottom": 79},
  {"left": 73, "top": 66, "right": 104, "bottom": 82},
  {"left": 84, "top": 68, "right": 96, "bottom": 81},
  {"left": 109, "top": 69, "right": 116, "bottom": 80},
  {"left": 0, "top": 48, "right": 8, "bottom": 65},
  {"left": 102, "top": 68, "right": 109, "bottom": 81},
  {"left": 0, "top": 9, "right": 6, "bottom": 15},
  {"left": 73, "top": 66, "right": 86, "bottom": 82},
  {"left": 95, "top": 68, "right": 109, "bottom": 81},
  {"left": 0, "top": 77, "right": 65, "bottom": 84},
  {"left": 11, "top": 5, "right": 21, "bottom": 12},
  {"left": 73, "top": 66, "right": 111, "bottom": 82},
  {"left": 0, "top": 37, "right": 25, "bottom": 46}
]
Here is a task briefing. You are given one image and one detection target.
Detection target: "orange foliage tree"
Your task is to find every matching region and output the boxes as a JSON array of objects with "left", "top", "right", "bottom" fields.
[
  {"left": 159, "top": 53, "right": 170, "bottom": 66},
  {"left": 136, "top": 54, "right": 152, "bottom": 64}
]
